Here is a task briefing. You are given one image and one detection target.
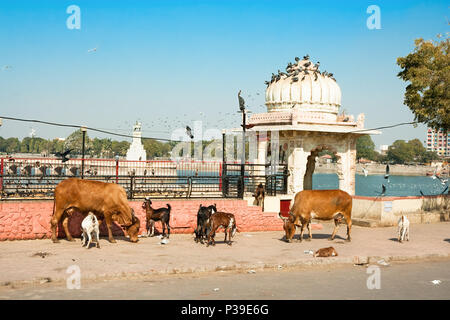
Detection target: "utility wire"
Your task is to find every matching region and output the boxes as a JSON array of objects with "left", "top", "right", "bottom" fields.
[
  {"left": 348, "top": 121, "right": 417, "bottom": 133},
  {"left": 0, "top": 115, "right": 185, "bottom": 142},
  {"left": 0, "top": 115, "right": 419, "bottom": 140}
]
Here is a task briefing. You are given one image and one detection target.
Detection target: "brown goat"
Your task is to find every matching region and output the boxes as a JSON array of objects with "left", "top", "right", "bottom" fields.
[
  {"left": 206, "top": 212, "right": 237, "bottom": 247},
  {"left": 142, "top": 198, "right": 171, "bottom": 238}
]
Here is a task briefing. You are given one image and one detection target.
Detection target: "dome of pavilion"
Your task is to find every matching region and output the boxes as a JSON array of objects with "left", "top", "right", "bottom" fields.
[{"left": 264, "top": 55, "right": 341, "bottom": 119}]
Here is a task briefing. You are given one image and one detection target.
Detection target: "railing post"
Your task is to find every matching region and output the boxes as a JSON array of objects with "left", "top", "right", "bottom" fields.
[
  {"left": 0, "top": 157, "right": 3, "bottom": 192},
  {"left": 81, "top": 127, "right": 87, "bottom": 179},
  {"left": 237, "top": 175, "right": 244, "bottom": 199},
  {"left": 187, "top": 177, "right": 192, "bottom": 198},
  {"left": 219, "top": 162, "right": 222, "bottom": 192},
  {"left": 115, "top": 157, "right": 119, "bottom": 184},
  {"left": 283, "top": 165, "right": 289, "bottom": 194},
  {"left": 129, "top": 175, "right": 134, "bottom": 200}
]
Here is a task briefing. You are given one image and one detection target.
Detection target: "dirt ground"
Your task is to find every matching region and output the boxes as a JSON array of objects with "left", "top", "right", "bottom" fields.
[{"left": 0, "top": 222, "right": 449, "bottom": 287}]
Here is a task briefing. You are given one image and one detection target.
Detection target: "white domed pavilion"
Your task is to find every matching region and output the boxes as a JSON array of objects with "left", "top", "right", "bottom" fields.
[{"left": 226, "top": 55, "right": 380, "bottom": 196}]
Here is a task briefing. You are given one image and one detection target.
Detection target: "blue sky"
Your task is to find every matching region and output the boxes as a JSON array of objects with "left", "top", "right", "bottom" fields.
[{"left": 0, "top": 0, "right": 448, "bottom": 149}]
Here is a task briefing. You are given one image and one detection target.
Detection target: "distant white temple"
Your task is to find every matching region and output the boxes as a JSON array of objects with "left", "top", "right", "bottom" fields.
[{"left": 126, "top": 122, "right": 147, "bottom": 161}]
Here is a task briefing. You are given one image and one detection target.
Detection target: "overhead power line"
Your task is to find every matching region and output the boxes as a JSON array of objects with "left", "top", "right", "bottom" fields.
[
  {"left": 0, "top": 115, "right": 419, "bottom": 140},
  {"left": 349, "top": 121, "right": 417, "bottom": 133},
  {"left": 0, "top": 115, "right": 184, "bottom": 142}
]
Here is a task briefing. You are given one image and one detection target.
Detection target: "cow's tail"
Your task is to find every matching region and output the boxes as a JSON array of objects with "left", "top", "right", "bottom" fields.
[
  {"left": 166, "top": 204, "right": 171, "bottom": 212},
  {"left": 51, "top": 197, "right": 56, "bottom": 217}
]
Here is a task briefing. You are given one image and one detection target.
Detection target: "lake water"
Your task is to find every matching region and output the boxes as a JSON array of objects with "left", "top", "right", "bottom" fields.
[
  {"left": 313, "top": 173, "right": 449, "bottom": 197},
  {"left": 179, "top": 170, "right": 448, "bottom": 197}
]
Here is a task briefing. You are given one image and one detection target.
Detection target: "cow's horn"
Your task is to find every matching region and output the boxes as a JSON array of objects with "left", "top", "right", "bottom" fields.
[{"left": 278, "top": 212, "right": 288, "bottom": 220}]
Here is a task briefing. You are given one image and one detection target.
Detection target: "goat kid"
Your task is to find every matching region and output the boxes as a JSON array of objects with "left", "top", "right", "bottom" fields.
[
  {"left": 397, "top": 215, "right": 410, "bottom": 243},
  {"left": 142, "top": 198, "right": 171, "bottom": 238},
  {"left": 81, "top": 212, "right": 100, "bottom": 249},
  {"left": 314, "top": 247, "right": 338, "bottom": 257},
  {"left": 206, "top": 212, "right": 237, "bottom": 247}
]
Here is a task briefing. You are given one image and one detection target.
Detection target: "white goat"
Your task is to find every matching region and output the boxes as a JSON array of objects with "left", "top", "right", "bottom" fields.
[
  {"left": 81, "top": 212, "right": 100, "bottom": 249},
  {"left": 397, "top": 215, "right": 410, "bottom": 243}
]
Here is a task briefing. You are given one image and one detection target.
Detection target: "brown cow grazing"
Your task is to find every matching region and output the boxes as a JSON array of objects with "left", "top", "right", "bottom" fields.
[
  {"left": 206, "top": 212, "right": 237, "bottom": 247},
  {"left": 279, "top": 189, "right": 352, "bottom": 242},
  {"left": 125, "top": 214, "right": 141, "bottom": 242},
  {"left": 50, "top": 178, "right": 138, "bottom": 243},
  {"left": 277, "top": 212, "right": 301, "bottom": 242}
]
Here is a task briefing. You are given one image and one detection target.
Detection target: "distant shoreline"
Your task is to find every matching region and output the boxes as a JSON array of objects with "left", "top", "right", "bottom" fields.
[{"left": 315, "top": 163, "right": 449, "bottom": 177}]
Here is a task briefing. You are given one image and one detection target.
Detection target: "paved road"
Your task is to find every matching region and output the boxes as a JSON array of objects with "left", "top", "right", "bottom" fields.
[{"left": 1, "top": 259, "right": 449, "bottom": 300}]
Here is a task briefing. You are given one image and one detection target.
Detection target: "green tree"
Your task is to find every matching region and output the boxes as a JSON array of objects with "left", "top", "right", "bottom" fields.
[
  {"left": 397, "top": 36, "right": 450, "bottom": 130},
  {"left": 407, "top": 138, "right": 427, "bottom": 161},
  {"left": 64, "top": 129, "right": 93, "bottom": 155},
  {"left": 386, "top": 139, "right": 432, "bottom": 164},
  {"left": 91, "top": 138, "right": 114, "bottom": 158},
  {"left": 420, "top": 150, "right": 440, "bottom": 163},
  {"left": 0, "top": 137, "right": 5, "bottom": 153},
  {"left": 387, "top": 140, "right": 414, "bottom": 164},
  {"left": 111, "top": 140, "right": 130, "bottom": 157},
  {"left": 356, "top": 135, "right": 376, "bottom": 160},
  {"left": 4, "top": 137, "right": 20, "bottom": 153}
]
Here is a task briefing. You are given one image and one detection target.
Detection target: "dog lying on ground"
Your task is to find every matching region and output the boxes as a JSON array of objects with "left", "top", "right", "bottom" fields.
[
  {"left": 81, "top": 212, "right": 100, "bottom": 249},
  {"left": 397, "top": 215, "right": 410, "bottom": 243}
]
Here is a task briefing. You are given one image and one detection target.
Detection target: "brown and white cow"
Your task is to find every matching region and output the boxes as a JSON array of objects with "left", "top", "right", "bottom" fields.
[
  {"left": 50, "top": 178, "right": 139, "bottom": 243},
  {"left": 279, "top": 189, "right": 352, "bottom": 242}
]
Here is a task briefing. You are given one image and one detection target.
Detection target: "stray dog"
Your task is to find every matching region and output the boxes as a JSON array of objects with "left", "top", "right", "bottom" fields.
[
  {"left": 81, "top": 212, "right": 100, "bottom": 249},
  {"left": 314, "top": 247, "right": 338, "bottom": 257},
  {"left": 397, "top": 215, "right": 410, "bottom": 243}
]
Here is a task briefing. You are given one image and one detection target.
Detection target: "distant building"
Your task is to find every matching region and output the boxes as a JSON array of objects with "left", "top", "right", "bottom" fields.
[
  {"left": 426, "top": 128, "right": 449, "bottom": 157},
  {"left": 126, "top": 122, "right": 147, "bottom": 161},
  {"left": 379, "top": 145, "right": 389, "bottom": 155},
  {"left": 318, "top": 154, "right": 332, "bottom": 164}
]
